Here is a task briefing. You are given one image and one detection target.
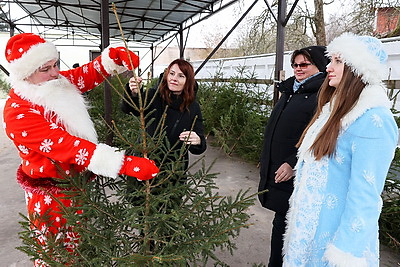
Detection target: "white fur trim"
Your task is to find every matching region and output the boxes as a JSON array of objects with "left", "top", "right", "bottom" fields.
[
  {"left": 341, "top": 84, "right": 391, "bottom": 129},
  {"left": 12, "top": 76, "right": 98, "bottom": 143},
  {"left": 87, "top": 143, "right": 125, "bottom": 178},
  {"left": 327, "top": 32, "right": 388, "bottom": 85},
  {"left": 8, "top": 41, "right": 58, "bottom": 81},
  {"left": 101, "top": 45, "right": 128, "bottom": 75},
  {"left": 323, "top": 243, "right": 368, "bottom": 267},
  {"left": 297, "top": 84, "right": 391, "bottom": 161}
]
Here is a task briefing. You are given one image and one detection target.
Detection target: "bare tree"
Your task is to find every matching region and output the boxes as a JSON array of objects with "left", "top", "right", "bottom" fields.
[
  {"left": 326, "top": 0, "right": 400, "bottom": 42},
  {"left": 235, "top": 0, "right": 329, "bottom": 55},
  {"left": 313, "top": 0, "right": 327, "bottom": 45},
  {"left": 208, "top": 0, "right": 399, "bottom": 57},
  {"left": 0, "top": 4, "right": 11, "bottom": 32}
]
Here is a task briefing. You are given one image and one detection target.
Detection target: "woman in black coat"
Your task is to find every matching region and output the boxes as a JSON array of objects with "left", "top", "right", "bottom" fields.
[
  {"left": 258, "top": 46, "right": 329, "bottom": 267},
  {"left": 121, "top": 59, "right": 206, "bottom": 185}
]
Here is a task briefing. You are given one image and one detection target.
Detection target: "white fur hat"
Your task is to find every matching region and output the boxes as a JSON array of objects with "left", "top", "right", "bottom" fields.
[
  {"left": 5, "top": 33, "right": 59, "bottom": 81},
  {"left": 327, "top": 32, "right": 388, "bottom": 85}
]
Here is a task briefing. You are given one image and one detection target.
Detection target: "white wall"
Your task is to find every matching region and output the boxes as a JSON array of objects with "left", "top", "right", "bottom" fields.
[
  {"left": 187, "top": 37, "right": 400, "bottom": 82},
  {"left": 1, "top": 32, "right": 399, "bottom": 83}
]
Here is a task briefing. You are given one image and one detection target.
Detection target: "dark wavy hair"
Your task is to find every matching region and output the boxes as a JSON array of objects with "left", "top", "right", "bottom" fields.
[{"left": 159, "top": 59, "right": 195, "bottom": 112}]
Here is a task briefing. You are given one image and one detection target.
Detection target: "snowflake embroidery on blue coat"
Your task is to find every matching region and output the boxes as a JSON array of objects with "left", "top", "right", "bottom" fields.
[
  {"left": 335, "top": 152, "right": 344, "bottom": 164},
  {"left": 350, "top": 216, "right": 365, "bottom": 232},
  {"left": 351, "top": 142, "right": 357, "bottom": 153},
  {"left": 363, "top": 170, "right": 375, "bottom": 185},
  {"left": 371, "top": 114, "right": 383, "bottom": 128},
  {"left": 325, "top": 194, "right": 338, "bottom": 209}
]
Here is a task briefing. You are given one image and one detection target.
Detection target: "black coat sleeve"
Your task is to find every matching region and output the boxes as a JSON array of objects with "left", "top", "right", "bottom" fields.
[{"left": 188, "top": 102, "right": 207, "bottom": 155}]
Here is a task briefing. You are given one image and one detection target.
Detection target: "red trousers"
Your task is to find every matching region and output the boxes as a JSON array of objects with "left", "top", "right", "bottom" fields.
[{"left": 25, "top": 190, "right": 81, "bottom": 266}]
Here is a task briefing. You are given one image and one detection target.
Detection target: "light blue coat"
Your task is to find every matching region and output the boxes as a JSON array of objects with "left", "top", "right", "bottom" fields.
[{"left": 283, "top": 84, "right": 398, "bottom": 267}]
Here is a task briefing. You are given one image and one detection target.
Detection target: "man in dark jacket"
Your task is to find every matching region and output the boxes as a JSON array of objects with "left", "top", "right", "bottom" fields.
[{"left": 258, "top": 46, "right": 329, "bottom": 266}]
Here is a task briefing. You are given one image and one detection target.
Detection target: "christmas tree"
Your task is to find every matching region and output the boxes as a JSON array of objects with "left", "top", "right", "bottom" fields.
[{"left": 17, "top": 67, "right": 257, "bottom": 266}]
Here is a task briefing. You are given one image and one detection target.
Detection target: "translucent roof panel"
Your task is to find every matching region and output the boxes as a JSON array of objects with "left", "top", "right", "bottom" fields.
[{"left": 11, "top": 0, "right": 235, "bottom": 45}]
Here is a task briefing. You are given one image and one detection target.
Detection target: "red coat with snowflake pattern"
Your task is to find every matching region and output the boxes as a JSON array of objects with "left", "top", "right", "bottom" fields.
[{"left": 4, "top": 52, "right": 116, "bottom": 184}]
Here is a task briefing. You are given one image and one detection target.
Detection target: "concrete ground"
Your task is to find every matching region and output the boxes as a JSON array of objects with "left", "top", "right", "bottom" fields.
[{"left": 1, "top": 99, "right": 399, "bottom": 266}]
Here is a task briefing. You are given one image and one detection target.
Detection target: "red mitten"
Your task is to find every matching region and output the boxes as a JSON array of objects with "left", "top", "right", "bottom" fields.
[
  {"left": 119, "top": 156, "right": 159, "bottom": 181},
  {"left": 108, "top": 47, "right": 139, "bottom": 70}
]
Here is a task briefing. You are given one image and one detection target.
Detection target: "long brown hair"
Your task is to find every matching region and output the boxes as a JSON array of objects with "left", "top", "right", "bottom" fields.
[
  {"left": 296, "top": 64, "right": 366, "bottom": 160},
  {"left": 159, "top": 59, "right": 195, "bottom": 112}
]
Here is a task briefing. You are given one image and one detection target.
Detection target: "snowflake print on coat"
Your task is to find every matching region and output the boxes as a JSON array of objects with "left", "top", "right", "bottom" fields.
[
  {"left": 75, "top": 148, "right": 89, "bottom": 165},
  {"left": 34, "top": 202, "right": 41, "bottom": 214},
  {"left": 18, "top": 144, "right": 29, "bottom": 154},
  {"left": 371, "top": 113, "right": 383, "bottom": 127},
  {"left": 11, "top": 102, "right": 19, "bottom": 108},
  {"left": 93, "top": 60, "right": 101, "bottom": 72},
  {"left": 39, "top": 139, "right": 54, "bottom": 153},
  {"left": 44, "top": 195, "right": 52, "bottom": 205},
  {"left": 49, "top": 122, "right": 59, "bottom": 129},
  {"left": 29, "top": 108, "right": 41, "bottom": 115},
  {"left": 350, "top": 216, "right": 365, "bottom": 232},
  {"left": 77, "top": 76, "right": 85, "bottom": 89},
  {"left": 363, "top": 170, "right": 375, "bottom": 185},
  {"left": 26, "top": 191, "right": 82, "bottom": 258}
]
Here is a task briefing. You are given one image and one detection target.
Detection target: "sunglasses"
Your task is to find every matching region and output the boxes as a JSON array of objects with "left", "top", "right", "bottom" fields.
[{"left": 291, "top": 63, "right": 312, "bottom": 69}]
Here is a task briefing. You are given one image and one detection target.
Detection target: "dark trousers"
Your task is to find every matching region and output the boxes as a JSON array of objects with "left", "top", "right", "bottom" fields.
[{"left": 268, "top": 212, "right": 287, "bottom": 267}]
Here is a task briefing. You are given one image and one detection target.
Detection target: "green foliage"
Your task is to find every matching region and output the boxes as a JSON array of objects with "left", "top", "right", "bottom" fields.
[
  {"left": 18, "top": 160, "right": 255, "bottom": 266},
  {"left": 380, "top": 147, "right": 400, "bottom": 253},
  {"left": 84, "top": 74, "right": 133, "bottom": 144},
  {"left": 17, "top": 72, "right": 256, "bottom": 266},
  {"left": 0, "top": 72, "right": 10, "bottom": 97},
  {"left": 197, "top": 65, "right": 273, "bottom": 162}
]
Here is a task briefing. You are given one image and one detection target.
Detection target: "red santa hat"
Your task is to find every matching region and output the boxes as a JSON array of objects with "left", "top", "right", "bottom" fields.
[{"left": 5, "top": 33, "right": 59, "bottom": 81}]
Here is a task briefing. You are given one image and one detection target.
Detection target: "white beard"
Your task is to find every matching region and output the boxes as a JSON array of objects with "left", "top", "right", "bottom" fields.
[{"left": 12, "top": 76, "right": 98, "bottom": 143}]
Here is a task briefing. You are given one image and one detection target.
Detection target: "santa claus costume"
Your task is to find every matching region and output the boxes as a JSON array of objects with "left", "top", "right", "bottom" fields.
[{"left": 2, "top": 33, "right": 159, "bottom": 266}]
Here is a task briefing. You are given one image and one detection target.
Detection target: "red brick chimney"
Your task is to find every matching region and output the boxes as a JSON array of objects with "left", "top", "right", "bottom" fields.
[{"left": 375, "top": 7, "right": 400, "bottom": 36}]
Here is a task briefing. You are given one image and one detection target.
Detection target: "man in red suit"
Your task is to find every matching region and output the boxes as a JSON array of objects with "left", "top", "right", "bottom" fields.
[{"left": 2, "top": 33, "right": 159, "bottom": 266}]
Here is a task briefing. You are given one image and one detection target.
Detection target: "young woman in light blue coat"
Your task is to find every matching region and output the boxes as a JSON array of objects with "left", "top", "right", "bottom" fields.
[{"left": 283, "top": 33, "right": 398, "bottom": 266}]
